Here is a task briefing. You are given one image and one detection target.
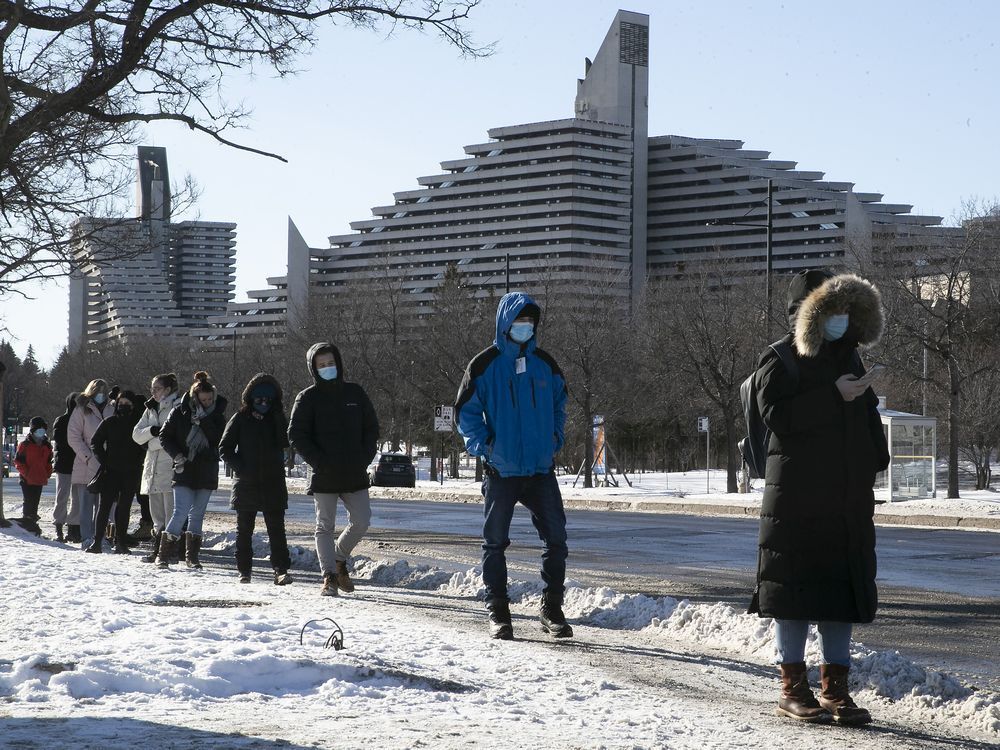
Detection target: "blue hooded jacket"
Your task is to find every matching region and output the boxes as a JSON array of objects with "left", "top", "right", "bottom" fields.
[{"left": 455, "top": 292, "right": 567, "bottom": 477}]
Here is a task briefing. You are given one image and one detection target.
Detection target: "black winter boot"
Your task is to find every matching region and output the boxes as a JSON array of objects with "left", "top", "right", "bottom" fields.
[
  {"left": 486, "top": 599, "right": 514, "bottom": 640},
  {"left": 539, "top": 592, "right": 573, "bottom": 638},
  {"left": 55, "top": 524, "right": 65, "bottom": 542},
  {"left": 156, "top": 533, "right": 178, "bottom": 568},
  {"left": 141, "top": 532, "right": 161, "bottom": 563},
  {"left": 185, "top": 532, "right": 203, "bottom": 569},
  {"left": 66, "top": 524, "right": 82, "bottom": 543}
]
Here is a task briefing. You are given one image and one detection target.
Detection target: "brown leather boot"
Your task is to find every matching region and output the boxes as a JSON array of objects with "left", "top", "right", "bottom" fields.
[
  {"left": 185, "top": 532, "right": 203, "bottom": 569},
  {"left": 819, "top": 663, "right": 872, "bottom": 725},
  {"left": 777, "top": 662, "right": 833, "bottom": 722},
  {"left": 320, "top": 571, "right": 339, "bottom": 597},
  {"left": 335, "top": 560, "right": 355, "bottom": 593}
]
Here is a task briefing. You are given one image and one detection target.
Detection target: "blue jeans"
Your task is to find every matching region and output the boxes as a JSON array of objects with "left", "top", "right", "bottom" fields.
[
  {"left": 166, "top": 486, "right": 212, "bottom": 537},
  {"left": 481, "top": 470, "right": 567, "bottom": 602},
  {"left": 775, "top": 619, "right": 853, "bottom": 666},
  {"left": 73, "top": 484, "right": 98, "bottom": 549}
]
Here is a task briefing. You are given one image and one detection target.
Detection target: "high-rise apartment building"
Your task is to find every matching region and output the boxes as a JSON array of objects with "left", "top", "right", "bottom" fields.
[
  {"left": 200, "top": 9, "right": 961, "bottom": 343},
  {"left": 68, "top": 148, "right": 236, "bottom": 353}
]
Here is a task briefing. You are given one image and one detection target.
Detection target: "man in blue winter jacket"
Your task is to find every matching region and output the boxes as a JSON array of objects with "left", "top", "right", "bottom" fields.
[{"left": 455, "top": 292, "right": 571, "bottom": 640}]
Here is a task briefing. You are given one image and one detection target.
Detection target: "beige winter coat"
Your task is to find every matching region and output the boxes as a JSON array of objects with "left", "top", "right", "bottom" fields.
[
  {"left": 66, "top": 396, "right": 109, "bottom": 485},
  {"left": 133, "top": 392, "right": 179, "bottom": 495}
]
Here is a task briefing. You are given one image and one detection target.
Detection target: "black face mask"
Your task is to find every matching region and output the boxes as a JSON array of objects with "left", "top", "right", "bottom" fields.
[{"left": 117, "top": 405, "right": 133, "bottom": 417}]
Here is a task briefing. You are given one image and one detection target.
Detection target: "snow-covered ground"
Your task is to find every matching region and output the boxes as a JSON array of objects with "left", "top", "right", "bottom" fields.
[{"left": 2, "top": 522, "right": 997, "bottom": 749}]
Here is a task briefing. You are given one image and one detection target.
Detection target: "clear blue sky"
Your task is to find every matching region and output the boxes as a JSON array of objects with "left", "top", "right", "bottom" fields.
[{"left": 4, "top": 0, "right": 999, "bottom": 368}]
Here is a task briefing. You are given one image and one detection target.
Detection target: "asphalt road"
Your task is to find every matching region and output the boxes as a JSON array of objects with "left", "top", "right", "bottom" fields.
[{"left": 272, "top": 495, "right": 1000, "bottom": 692}]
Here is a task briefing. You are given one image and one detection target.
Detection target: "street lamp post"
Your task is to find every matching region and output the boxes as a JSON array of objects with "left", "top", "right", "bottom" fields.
[{"left": 707, "top": 178, "right": 774, "bottom": 337}]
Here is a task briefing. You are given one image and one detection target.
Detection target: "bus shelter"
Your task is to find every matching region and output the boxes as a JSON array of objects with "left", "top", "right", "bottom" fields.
[{"left": 875, "top": 407, "right": 937, "bottom": 503}]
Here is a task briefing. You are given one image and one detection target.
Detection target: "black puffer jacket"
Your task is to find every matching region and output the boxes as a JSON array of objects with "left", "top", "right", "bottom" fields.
[
  {"left": 51, "top": 392, "right": 78, "bottom": 475},
  {"left": 219, "top": 374, "right": 289, "bottom": 513},
  {"left": 749, "top": 271, "right": 890, "bottom": 624},
  {"left": 288, "top": 342, "right": 379, "bottom": 494},
  {"left": 159, "top": 394, "right": 228, "bottom": 490},
  {"left": 91, "top": 397, "right": 146, "bottom": 494}
]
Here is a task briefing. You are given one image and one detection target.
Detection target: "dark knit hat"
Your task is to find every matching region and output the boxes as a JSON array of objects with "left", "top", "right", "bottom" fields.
[{"left": 29, "top": 416, "right": 47, "bottom": 430}]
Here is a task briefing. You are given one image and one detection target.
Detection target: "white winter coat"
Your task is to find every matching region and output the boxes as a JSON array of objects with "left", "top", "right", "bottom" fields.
[
  {"left": 133, "top": 391, "right": 180, "bottom": 495},
  {"left": 66, "top": 396, "right": 109, "bottom": 485}
]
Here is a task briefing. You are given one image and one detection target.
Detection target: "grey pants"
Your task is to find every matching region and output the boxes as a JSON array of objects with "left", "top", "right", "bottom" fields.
[
  {"left": 314, "top": 489, "right": 371, "bottom": 574},
  {"left": 148, "top": 491, "right": 174, "bottom": 531},
  {"left": 53, "top": 473, "right": 78, "bottom": 525}
]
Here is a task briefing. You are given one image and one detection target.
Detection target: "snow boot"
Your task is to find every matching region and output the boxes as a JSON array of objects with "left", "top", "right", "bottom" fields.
[
  {"left": 818, "top": 663, "right": 872, "bottom": 725},
  {"left": 185, "top": 532, "right": 203, "bottom": 569},
  {"left": 156, "top": 533, "right": 179, "bottom": 568},
  {"left": 539, "top": 592, "right": 573, "bottom": 638},
  {"left": 335, "top": 560, "right": 355, "bottom": 593},
  {"left": 777, "top": 663, "right": 833, "bottom": 722},
  {"left": 134, "top": 518, "right": 154, "bottom": 542},
  {"left": 274, "top": 569, "right": 294, "bottom": 586},
  {"left": 320, "top": 571, "right": 339, "bottom": 597},
  {"left": 141, "top": 532, "right": 161, "bottom": 563},
  {"left": 66, "top": 524, "right": 82, "bottom": 543},
  {"left": 55, "top": 524, "right": 65, "bottom": 543},
  {"left": 85, "top": 537, "right": 103, "bottom": 553},
  {"left": 486, "top": 599, "right": 514, "bottom": 640}
]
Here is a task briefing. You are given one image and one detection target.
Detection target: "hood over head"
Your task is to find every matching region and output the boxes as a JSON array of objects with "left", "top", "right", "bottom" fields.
[
  {"left": 306, "top": 342, "right": 344, "bottom": 384},
  {"left": 793, "top": 272, "right": 884, "bottom": 357},
  {"left": 29, "top": 416, "right": 47, "bottom": 431},
  {"left": 494, "top": 291, "right": 541, "bottom": 355},
  {"left": 240, "top": 372, "right": 284, "bottom": 411}
]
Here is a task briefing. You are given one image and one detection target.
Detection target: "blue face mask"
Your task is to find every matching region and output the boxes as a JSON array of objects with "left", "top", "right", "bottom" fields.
[
  {"left": 94, "top": 393, "right": 106, "bottom": 405},
  {"left": 252, "top": 399, "right": 272, "bottom": 415},
  {"left": 824, "top": 314, "right": 850, "bottom": 341},
  {"left": 318, "top": 366, "right": 338, "bottom": 381},
  {"left": 33, "top": 429, "right": 46, "bottom": 440},
  {"left": 509, "top": 322, "right": 534, "bottom": 344}
]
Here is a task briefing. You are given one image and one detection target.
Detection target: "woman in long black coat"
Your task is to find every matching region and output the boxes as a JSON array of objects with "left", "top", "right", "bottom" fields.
[
  {"left": 88, "top": 390, "right": 146, "bottom": 554},
  {"left": 749, "top": 270, "right": 890, "bottom": 726},
  {"left": 219, "top": 373, "right": 292, "bottom": 585}
]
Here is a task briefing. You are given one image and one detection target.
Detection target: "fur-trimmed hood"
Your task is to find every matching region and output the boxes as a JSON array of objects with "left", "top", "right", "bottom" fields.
[
  {"left": 239, "top": 372, "right": 284, "bottom": 412},
  {"left": 793, "top": 273, "right": 884, "bottom": 357}
]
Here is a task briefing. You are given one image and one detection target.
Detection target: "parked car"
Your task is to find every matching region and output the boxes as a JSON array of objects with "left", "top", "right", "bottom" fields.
[{"left": 369, "top": 452, "right": 416, "bottom": 488}]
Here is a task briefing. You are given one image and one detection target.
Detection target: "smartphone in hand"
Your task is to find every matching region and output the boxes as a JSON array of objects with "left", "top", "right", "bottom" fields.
[{"left": 856, "top": 365, "right": 886, "bottom": 387}]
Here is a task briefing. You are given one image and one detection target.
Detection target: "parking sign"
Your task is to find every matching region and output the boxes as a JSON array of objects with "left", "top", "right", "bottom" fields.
[{"left": 434, "top": 405, "right": 454, "bottom": 432}]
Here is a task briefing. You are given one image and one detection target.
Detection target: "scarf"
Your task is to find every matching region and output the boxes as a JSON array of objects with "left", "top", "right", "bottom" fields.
[{"left": 185, "top": 398, "right": 217, "bottom": 462}]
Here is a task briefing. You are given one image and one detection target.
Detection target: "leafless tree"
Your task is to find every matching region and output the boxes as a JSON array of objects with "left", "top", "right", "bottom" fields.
[{"left": 0, "top": 1, "right": 488, "bottom": 290}]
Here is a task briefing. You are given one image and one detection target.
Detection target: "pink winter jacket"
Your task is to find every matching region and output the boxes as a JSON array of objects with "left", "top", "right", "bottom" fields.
[{"left": 66, "top": 396, "right": 108, "bottom": 485}]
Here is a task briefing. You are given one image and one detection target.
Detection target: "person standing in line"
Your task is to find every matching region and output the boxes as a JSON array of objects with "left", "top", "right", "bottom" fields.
[
  {"left": 50, "top": 393, "right": 79, "bottom": 542},
  {"left": 133, "top": 373, "right": 181, "bottom": 563},
  {"left": 455, "top": 291, "right": 571, "bottom": 641},
  {"left": 14, "top": 417, "right": 53, "bottom": 535},
  {"left": 66, "top": 379, "right": 111, "bottom": 550},
  {"left": 157, "top": 371, "right": 227, "bottom": 570},
  {"left": 88, "top": 390, "right": 145, "bottom": 554},
  {"left": 749, "top": 270, "right": 889, "bottom": 726},
  {"left": 288, "top": 343, "right": 378, "bottom": 597},
  {"left": 219, "top": 373, "right": 293, "bottom": 585}
]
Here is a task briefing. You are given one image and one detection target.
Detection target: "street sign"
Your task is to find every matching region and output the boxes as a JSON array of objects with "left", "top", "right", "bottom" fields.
[
  {"left": 434, "top": 405, "right": 454, "bottom": 432},
  {"left": 697, "top": 416, "right": 709, "bottom": 433}
]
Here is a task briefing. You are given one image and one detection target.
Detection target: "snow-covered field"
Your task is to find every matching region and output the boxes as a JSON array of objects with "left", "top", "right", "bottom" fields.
[{"left": 2, "top": 523, "right": 997, "bottom": 749}]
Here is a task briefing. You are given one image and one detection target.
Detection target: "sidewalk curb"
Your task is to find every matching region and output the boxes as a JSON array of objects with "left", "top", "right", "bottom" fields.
[{"left": 361, "top": 486, "right": 1000, "bottom": 532}]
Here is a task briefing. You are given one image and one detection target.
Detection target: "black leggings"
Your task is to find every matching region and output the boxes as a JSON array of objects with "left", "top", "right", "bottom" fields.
[
  {"left": 95, "top": 485, "right": 136, "bottom": 547},
  {"left": 235, "top": 510, "right": 290, "bottom": 574}
]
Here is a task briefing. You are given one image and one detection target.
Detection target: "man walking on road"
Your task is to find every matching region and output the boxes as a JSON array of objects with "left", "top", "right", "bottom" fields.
[
  {"left": 288, "top": 342, "right": 379, "bottom": 597},
  {"left": 456, "top": 291, "right": 571, "bottom": 640}
]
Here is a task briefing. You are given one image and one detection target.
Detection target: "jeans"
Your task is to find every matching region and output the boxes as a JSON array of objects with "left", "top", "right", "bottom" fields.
[
  {"left": 236, "top": 509, "right": 291, "bottom": 574},
  {"left": 775, "top": 619, "right": 853, "bottom": 667},
  {"left": 53, "top": 473, "right": 78, "bottom": 525},
  {"left": 74, "top": 484, "right": 99, "bottom": 548},
  {"left": 481, "top": 470, "right": 567, "bottom": 602},
  {"left": 314, "top": 490, "right": 371, "bottom": 574},
  {"left": 166, "top": 486, "right": 212, "bottom": 537}
]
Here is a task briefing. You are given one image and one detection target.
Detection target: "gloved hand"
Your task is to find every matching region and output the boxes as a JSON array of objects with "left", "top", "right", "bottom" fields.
[
  {"left": 173, "top": 456, "right": 186, "bottom": 474},
  {"left": 150, "top": 425, "right": 160, "bottom": 437}
]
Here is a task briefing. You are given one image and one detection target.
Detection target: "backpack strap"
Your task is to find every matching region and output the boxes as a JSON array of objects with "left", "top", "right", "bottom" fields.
[{"left": 768, "top": 340, "right": 800, "bottom": 389}]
